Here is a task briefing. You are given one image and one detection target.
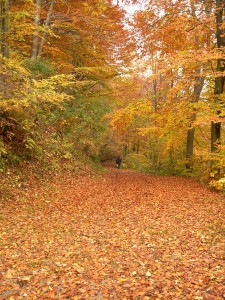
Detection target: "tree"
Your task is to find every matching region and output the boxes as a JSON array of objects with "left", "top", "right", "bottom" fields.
[
  {"left": 0, "top": 0, "right": 9, "bottom": 57},
  {"left": 185, "top": 0, "right": 210, "bottom": 170},
  {"left": 132, "top": 0, "right": 211, "bottom": 172},
  {"left": 1, "top": 0, "right": 130, "bottom": 169},
  {"left": 109, "top": 0, "right": 225, "bottom": 176},
  {"left": 31, "top": 0, "right": 55, "bottom": 59},
  {"left": 211, "top": 0, "right": 225, "bottom": 154},
  {"left": 31, "top": 0, "right": 42, "bottom": 59}
]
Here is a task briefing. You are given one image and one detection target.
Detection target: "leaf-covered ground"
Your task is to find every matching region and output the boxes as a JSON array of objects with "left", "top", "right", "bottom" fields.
[{"left": 1, "top": 163, "right": 225, "bottom": 299}]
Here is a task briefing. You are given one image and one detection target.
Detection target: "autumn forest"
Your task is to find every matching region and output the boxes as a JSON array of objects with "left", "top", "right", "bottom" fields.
[
  {"left": 1, "top": 0, "right": 225, "bottom": 299},
  {"left": 0, "top": 0, "right": 225, "bottom": 183}
]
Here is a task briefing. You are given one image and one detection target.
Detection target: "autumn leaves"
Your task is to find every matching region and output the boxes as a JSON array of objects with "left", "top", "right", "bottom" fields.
[
  {"left": 108, "top": 1, "right": 225, "bottom": 183},
  {"left": 1, "top": 167, "right": 225, "bottom": 298}
]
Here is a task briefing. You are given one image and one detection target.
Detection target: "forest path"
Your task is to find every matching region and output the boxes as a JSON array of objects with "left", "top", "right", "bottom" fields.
[{"left": 1, "top": 164, "right": 225, "bottom": 299}]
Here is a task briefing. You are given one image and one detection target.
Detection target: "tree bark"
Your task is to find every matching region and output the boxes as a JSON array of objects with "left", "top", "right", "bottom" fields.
[
  {"left": 186, "top": 75, "right": 204, "bottom": 170},
  {"left": 185, "top": 1, "right": 205, "bottom": 170},
  {"left": 31, "top": 0, "right": 42, "bottom": 59},
  {"left": 211, "top": 0, "right": 225, "bottom": 154},
  {"left": 0, "top": 0, "right": 9, "bottom": 58},
  {"left": 37, "top": 0, "right": 55, "bottom": 58}
]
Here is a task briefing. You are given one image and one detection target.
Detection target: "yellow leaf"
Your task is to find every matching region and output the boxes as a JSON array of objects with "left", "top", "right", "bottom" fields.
[
  {"left": 74, "top": 263, "right": 84, "bottom": 273},
  {"left": 146, "top": 271, "right": 152, "bottom": 277},
  {"left": 22, "top": 276, "right": 30, "bottom": 281},
  {"left": 5, "top": 269, "right": 13, "bottom": 279}
]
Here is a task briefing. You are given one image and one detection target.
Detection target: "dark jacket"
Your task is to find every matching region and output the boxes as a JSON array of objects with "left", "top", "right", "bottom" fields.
[{"left": 116, "top": 156, "right": 122, "bottom": 165}]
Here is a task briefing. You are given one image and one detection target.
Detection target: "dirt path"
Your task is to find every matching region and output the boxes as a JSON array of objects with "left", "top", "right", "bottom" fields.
[{"left": 0, "top": 165, "right": 225, "bottom": 299}]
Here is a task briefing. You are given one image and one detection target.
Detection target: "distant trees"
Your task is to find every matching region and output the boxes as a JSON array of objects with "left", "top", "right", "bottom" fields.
[{"left": 109, "top": 0, "right": 225, "bottom": 182}]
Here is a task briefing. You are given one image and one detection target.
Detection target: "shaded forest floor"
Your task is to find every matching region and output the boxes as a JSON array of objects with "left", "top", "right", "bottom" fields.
[{"left": 0, "top": 162, "right": 225, "bottom": 300}]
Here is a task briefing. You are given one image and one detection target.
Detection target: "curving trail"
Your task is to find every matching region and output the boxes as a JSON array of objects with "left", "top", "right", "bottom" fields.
[{"left": 0, "top": 164, "right": 225, "bottom": 299}]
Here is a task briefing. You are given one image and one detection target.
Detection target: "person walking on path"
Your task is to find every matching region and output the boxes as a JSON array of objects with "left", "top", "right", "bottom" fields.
[{"left": 116, "top": 156, "right": 122, "bottom": 169}]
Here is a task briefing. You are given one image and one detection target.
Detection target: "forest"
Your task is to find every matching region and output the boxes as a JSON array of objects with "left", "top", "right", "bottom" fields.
[
  {"left": 1, "top": 1, "right": 225, "bottom": 299},
  {"left": 0, "top": 0, "right": 225, "bottom": 188}
]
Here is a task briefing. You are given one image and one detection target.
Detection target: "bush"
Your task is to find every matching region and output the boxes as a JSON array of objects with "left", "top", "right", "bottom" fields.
[{"left": 23, "top": 59, "right": 55, "bottom": 78}]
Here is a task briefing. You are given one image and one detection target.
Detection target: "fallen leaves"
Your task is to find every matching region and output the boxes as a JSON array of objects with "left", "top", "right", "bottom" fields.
[
  {"left": 203, "top": 292, "right": 225, "bottom": 300},
  {"left": 0, "top": 165, "right": 225, "bottom": 299}
]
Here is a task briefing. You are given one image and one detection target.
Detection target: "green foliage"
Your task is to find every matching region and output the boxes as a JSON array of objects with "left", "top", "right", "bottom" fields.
[
  {"left": 43, "top": 94, "right": 112, "bottom": 162},
  {"left": 123, "top": 153, "right": 150, "bottom": 172},
  {"left": 23, "top": 59, "right": 55, "bottom": 78},
  {"left": 124, "top": 149, "right": 186, "bottom": 176},
  {"left": 0, "top": 0, "right": 128, "bottom": 175},
  {"left": 0, "top": 140, "right": 7, "bottom": 156},
  {"left": 0, "top": 62, "right": 113, "bottom": 171},
  {"left": 0, "top": 140, "right": 7, "bottom": 172}
]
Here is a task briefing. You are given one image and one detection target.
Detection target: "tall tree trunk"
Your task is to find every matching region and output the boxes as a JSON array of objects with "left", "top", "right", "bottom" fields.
[
  {"left": 152, "top": 60, "right": 161, "bottom": 170},
  {"left": 37, "top": 0, "right": 55, "bottom": 58},
  {"left": 185, "top": 0, "right": 208, "bottom": 170},
  {"left": 186, "top": 0, "right": 198, "bottom": 171},
  {"left": 0, "top": 1, "right": 3, "bottom": 56},
  {"left": 31, "top": 0, "right": 42, "bottom": 59},
  {"left": 186, "top": 74, "right": 204, "bottom": 170},
  {"left": 211, "top": 0, "right": 225, "bottom": 154},
  {"left": 0, "top": 0, "right": 9, "bottom": 58}
]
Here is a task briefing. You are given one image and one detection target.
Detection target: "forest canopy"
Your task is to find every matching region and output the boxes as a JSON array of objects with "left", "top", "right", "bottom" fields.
[{"left": 0, "top": 0, "right": 225, "bottom": 188}]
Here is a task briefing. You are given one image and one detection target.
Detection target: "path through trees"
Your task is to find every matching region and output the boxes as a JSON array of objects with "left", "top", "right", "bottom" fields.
[{"left": 0, "top": 165, "right": 225, "bottom": 299}]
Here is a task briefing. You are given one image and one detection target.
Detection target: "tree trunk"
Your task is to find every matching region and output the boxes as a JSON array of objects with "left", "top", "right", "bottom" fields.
[
  {"left": 211, "top": 121, "right": 221, "bottom": 152},
  {"left": 186, "top": 75, "right": 204, "bottom": 170},
  {"left": 211, "top": 0, "right": 225, "bottom": 154},
  {"left": 37, "top": 0, "right": 55, "bottom": 58},
  {"left": 0, "top": 0, "right": 9, "bottom": 58},
  {"left": 186, "top": 0, "right": 207, "bottom": 170},
  {"left": 31, "top": 0, "right": 42, "bottom": 59}
]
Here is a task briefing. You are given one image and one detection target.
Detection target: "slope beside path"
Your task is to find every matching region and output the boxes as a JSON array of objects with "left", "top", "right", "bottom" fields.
[{"left": 0, "top": 164, "right": 225, "bottom": 299}]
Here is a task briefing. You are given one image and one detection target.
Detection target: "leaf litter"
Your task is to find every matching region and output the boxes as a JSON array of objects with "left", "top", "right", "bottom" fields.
[{"left": 0, "top": 165, "right": 225, "bottom": 299}]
